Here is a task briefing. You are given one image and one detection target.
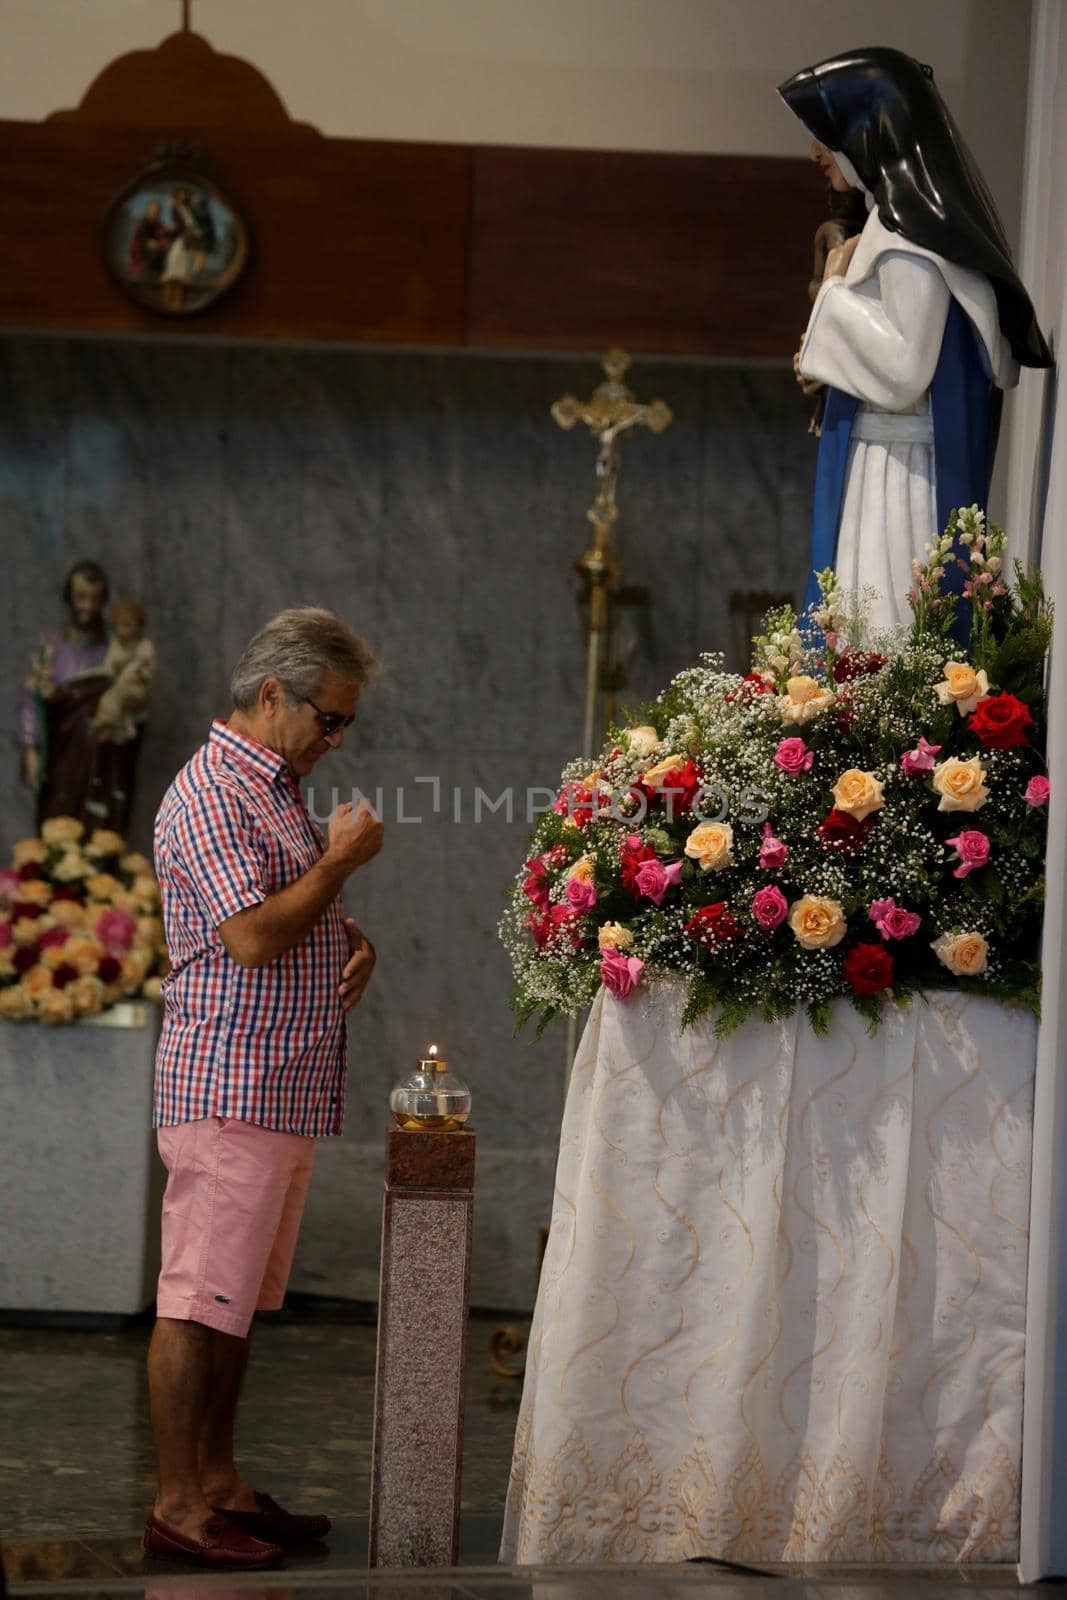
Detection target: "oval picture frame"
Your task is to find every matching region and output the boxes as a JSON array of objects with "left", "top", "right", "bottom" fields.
[{"left": 100, "top": 154, "right": 250, "bottom": 317}]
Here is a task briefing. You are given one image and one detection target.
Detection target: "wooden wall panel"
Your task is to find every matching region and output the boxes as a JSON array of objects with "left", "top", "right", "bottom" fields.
[
  {"left": 466, "top": 146, "right": 824, "bottom": 359},
  {"left": 0, "top": 120, "right": 825, "bottom": 357},
  {"left": 0, "top": 122, "right": 472, "bottom": 345}
]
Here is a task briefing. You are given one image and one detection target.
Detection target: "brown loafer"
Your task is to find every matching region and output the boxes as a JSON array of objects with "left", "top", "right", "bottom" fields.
[
  {"left": 143, "top": 1511, "right": 283, "bottom": 1567},
  {"left": 213, "top": 1490, "right": 331, "bottom": 1543}
]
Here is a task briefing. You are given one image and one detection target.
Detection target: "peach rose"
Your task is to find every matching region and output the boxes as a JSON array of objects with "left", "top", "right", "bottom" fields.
[
  {"left": 17, "top": 879, "right": 53, "bottom": 907},
  {"left": 932, "top": 755, "right": 989, "bottom": 813},
  {"left": 50, "top": 900, "right": 88, "bottom": 929},
  {"left": 931, "top": 930, "right": 989, "bottom": 976},
  {"left": 567, "top": 855, "right": 597, "bottom": 884},
  {"left": 684, "top": 821, "right": 734, "bottom": 871},
  {"left": 831, "top": 769, "right": 886, "bottom": 822},
  {"left": 121, "top": 852, "right": 153, "bottom": 878},
  {"left": 122, "top": 946, "right": 153, "bottom": 989},
  {"left": 65, "top": 936, "right": 104, "bottom": 976},
  {"left": 41, "top": 816, "right": 84, "bottom": 846},
  {"left": 37, "top": 987, "right": 76, "bottom": 1023},
  {"left": 0, "top": 949, "right": 16, "bottom": 979},
  {"left": 41, "top": 943, "right": 72, "bottom": 972},
  {"left": 780, "top": 675, "right": 836, "bottom": 724},
  {"left": 132, "top": 875, "right": 161, "bottom": 910},
  {"left": 13, "top": 838, "right": 48, "bottom": 867},
  {"left": 51, "top": 850, "right": 93, "bottom": 883},
  {"left": 142, "top": 975, "right": 164, "bottom": 1002},
  {"left": 68, "top": 975, "right": 106, "bottom": 1016},
  {"left": 625, "top": 726, "right": 661, "bottom": 759},
  {"left": 86, "top": 830, "right": 127, "bottom": 858},
  {"left": 0, "top": 985, "right": 34, "bottom": 1020},
  {"left": 86, "top": 873, "right": 124, "bottom": 902},
  {"left": 13, "top": 917, "right": 42, "bottom": 946},
  {"left": 788, "top": 894, "right": 847, "bottom": 950},
  {"left": 22, "top": 964, "right": 54, "bottom": 996},
  {"left": 597, "top": 921, "right": 634, "bottom": 952},
  {"left": 642, "top": 756, "right": 685, "bottom": 789},
  {"left": 934, "top": 661, "right": 990, "bottom": 716},
  {"left": 136, "top": 915, "right": 165, "bottom": 948}
]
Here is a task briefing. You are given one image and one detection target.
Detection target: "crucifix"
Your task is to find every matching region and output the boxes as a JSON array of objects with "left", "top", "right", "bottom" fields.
[{"left": 552, "top": 349, "right": 672, "bottom": 758}]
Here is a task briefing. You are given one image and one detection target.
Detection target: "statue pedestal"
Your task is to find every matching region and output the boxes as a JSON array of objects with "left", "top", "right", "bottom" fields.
[
  {"left": 369, "top": 1128, "right": 475, "bottom": 1567},
  {"left": 0, "top": 1004, "right": 163, "bottom": 1319}
]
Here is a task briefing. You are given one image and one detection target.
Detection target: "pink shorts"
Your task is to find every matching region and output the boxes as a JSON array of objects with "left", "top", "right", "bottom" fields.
[{"left": 156, "top": 1116, "right": 316, "bottom": 1338}]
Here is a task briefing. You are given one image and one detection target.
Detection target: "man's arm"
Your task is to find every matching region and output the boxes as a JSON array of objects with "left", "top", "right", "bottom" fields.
[{"left": 218, "top": 801, "right": 382, "bottom": 969}]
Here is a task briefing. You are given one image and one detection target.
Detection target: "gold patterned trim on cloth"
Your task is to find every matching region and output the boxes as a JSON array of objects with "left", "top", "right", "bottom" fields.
[{"left": 504, "top": 1420, "right": 1021, "bottom": 1566}]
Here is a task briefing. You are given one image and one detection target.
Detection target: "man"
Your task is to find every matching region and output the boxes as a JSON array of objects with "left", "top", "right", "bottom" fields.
[{"left": 144, "top": 607, "right": 383, "bottom": 1569}]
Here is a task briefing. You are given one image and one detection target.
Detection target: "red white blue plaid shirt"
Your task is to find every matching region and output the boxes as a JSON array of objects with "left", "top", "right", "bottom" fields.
[{"left": 153, "top": 720, "right": 349, "bottom": 1136}]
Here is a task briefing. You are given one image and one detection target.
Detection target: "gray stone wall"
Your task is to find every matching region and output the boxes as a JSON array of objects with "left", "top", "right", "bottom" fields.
[{"left": 0, "top": 334, "right": 814, "bottom": 1310}]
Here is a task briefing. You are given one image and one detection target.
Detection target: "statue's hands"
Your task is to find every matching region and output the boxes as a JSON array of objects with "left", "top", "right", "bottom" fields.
[
  {"left": 793, "top": 349, "right": 824, "bottom": 400},
  {"left": 823, "top": 235, "right": 861, "bottom": 280},
  {"left": 21, "top": 748, "right": 40, "bottom": 790}
]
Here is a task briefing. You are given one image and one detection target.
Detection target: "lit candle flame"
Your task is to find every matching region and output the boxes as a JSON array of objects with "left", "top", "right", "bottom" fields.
[{"left": 429, "top": 1044, "right": 438, "bottom": 1058}]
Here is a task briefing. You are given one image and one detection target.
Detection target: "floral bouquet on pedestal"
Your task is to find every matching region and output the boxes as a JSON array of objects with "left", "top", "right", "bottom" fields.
[
  {"left": 502, "top": 508, "right": 1051, "bottom": 1037},
  {"left": 0, "top": 817, "right": 170, "bottom": 1023}
]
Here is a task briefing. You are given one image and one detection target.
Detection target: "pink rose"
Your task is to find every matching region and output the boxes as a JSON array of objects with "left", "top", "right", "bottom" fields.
[
  {"left": 565, "top": 877, "right": 597, "bottom": 914},
  {"left": 869, "top": 897, "right": 922, "bottom": 940},
  {"left": 0, "top": 920, "right": 12, "bottom": 950},
  {"left": 94, "top": 907, "right": 137, "bottom": 956},
  {"left": 759, "top": 824, "right": 788, "bottom": 870},
  {"left": 945, "top": 830, "right": 990, "bottom": 879},
  {"left": 1024, "top": 775, "right": 1050, "bottom": 807},
  {"left": 901, "top": 736, "right": 942, "bottom": 777},
  {"left": 751, "top": 885, "right": 788, "bottom": 931},
  {"left": 633, "top": 858, "right": 683, "bottom": 906},
  {"left": 0, "top": 869, "right": 19, "bottom": 905},
  {"left": 37, "top": 926, "right": 70, "bottom": 950},
  {"left": 600, "top": 949, "right": 645, "bottom": 1000},
  {"left": 774, "top": 737, "right": 815, "bottom": 776}
]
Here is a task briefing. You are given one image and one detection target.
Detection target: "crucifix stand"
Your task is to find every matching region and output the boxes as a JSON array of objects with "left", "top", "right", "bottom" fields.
[{"left": 552, "top": 349, "right": 672, "bottom": 760}]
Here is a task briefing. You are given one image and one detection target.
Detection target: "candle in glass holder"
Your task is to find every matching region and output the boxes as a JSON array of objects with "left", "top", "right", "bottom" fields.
[{"left": 389, "top": 1044, "right": 472, "bottom": 1131}]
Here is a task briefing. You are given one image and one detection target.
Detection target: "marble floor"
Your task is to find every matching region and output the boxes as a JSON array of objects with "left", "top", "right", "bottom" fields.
[{"left": 1, "top": 1306, "right": 1064, "bottom": 1599}]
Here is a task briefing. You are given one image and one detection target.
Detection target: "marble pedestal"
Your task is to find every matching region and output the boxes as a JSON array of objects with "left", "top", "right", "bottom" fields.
[
  {"left": 0, "top": 1004, "right": 163, "bottom": 1317},
  {"left": 369, "top": 1128, "right": 475, "bottom": 1567}
]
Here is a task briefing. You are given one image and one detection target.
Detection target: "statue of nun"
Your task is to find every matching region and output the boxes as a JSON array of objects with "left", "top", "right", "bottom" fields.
[{"left": 779, "top": 47, "right": 1053, "bottom": 631}]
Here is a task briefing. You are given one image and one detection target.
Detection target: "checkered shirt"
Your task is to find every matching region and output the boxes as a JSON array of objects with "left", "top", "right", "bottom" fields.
[{"left": 153, "top": 720, "right": 349, "bottom": 1136}]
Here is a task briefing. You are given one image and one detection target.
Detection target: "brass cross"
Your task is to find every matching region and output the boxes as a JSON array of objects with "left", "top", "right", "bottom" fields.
[{"left": 552, "top": 349, "right": 671, "bottom": 756}]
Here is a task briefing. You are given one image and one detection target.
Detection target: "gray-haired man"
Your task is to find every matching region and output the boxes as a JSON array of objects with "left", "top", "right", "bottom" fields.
[{"left": 145, "top": 608, "right": 383, "bottom": 1568}]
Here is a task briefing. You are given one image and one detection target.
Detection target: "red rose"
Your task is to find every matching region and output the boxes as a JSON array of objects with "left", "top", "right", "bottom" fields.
[
  {"left": 554, "top": 782, "right": 598, "bottom": 829},
  {"left": 832, "top": 649, "right": 887, "bottom": 684},
  {"left": 10, "top": 900, "right": 44, "bottom": 922},
  {"left": 621, "top": 839, "right": 659, "bottom": 897},
  {"left": 17, "top": 862, "right": 44, "bottom": 882},
  {"left": 685, "top": 902, "right": 744, "bottom": 947},
  {"left": 644, "top": 758, "right": 701, "bottom": 816},
  {"left": 726, "top": 673, "right": 775, "bottom": 704},
  {"left": 815, "top": 809, "right": 873, "bottom": 852},
  {"left": 51, "top": 962, "right": 79, "bottom": 990},
  {"left": 13, "top": 945, "right": 38, "bottom": 975},
  {"left": 97, "top": 955, "right": 122, "bottom": 984},
  {"left": 51, "top": 886, "right": 83, "bottom": 902},
  {"left": 842, "top": 942, "right": 894, "bottom": 996},
  {"left": 968, "top": 692, "right": 1034, "bottom": 749}
]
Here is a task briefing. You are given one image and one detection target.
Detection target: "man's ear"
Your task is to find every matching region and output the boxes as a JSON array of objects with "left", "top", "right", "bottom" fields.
[{"left": 259, "top": 676, "right": 287, "bottom": 718}]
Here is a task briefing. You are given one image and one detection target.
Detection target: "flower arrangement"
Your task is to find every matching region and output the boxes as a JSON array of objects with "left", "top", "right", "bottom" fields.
[
  {"left": 502, "top": 508, "right": 1051, "bottom": 1038},
  {"left": 0, "top": 817, "right": 169, "bottom": 1023}
]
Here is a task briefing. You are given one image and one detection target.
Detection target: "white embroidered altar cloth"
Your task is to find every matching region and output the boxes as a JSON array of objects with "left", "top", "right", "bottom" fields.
[{"left": 501, "top": 987, "right": 1036, "bottom": 1566}]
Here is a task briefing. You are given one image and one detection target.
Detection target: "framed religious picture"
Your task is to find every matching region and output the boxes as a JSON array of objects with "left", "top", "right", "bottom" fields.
[{"left": 100, "top": 150, "right": 250, "bottom": 316}]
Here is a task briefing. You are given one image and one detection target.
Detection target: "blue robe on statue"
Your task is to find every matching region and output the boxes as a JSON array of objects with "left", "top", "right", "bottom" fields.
[{"left": 802, "top": 299, "right": 1002, "bottom": 630}]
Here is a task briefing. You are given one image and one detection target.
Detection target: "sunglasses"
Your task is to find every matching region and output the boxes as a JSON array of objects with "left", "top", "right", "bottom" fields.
[{"left": 303, "top": 695, "right": 356, "bottom": 736}]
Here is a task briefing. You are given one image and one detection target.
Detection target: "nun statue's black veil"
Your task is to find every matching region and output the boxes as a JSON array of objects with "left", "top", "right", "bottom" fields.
[{"left": 778, "top": 46, "right": 1052, "bottom": 369}]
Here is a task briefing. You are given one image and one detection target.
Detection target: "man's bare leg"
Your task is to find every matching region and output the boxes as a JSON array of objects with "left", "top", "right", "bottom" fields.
[
  {"left": 147, "top": 1318, "right": 217, "bottom": 1536},
  {"left": 198, "top": 1325, "right": 260, "bottom": 1512}
]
